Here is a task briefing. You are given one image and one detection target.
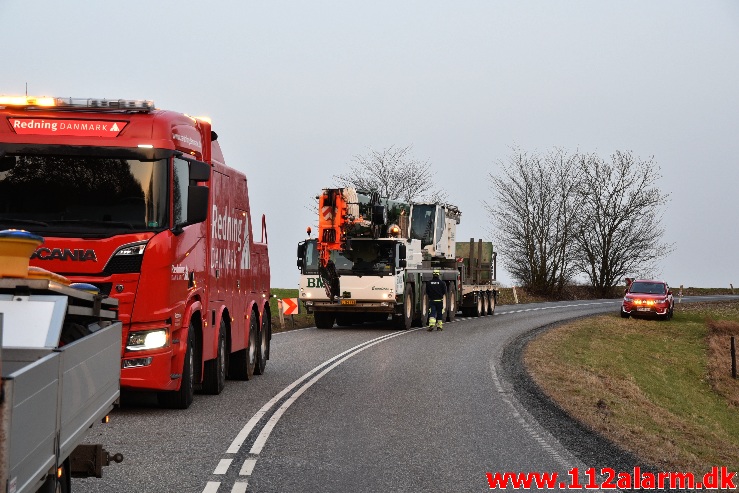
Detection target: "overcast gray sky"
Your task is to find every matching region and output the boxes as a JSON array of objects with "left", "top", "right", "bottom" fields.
[{"left": 2, "top": 1, "right": 737, "bottom": 289}]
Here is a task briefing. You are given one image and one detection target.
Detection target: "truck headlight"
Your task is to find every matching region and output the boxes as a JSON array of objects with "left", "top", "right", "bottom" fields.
[{"left": 127, "top": 329, "right": 168, "bottom": 351}]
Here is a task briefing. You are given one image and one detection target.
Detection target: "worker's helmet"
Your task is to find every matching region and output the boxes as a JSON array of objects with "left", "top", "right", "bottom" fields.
[{"left": 432, "top": 268, "right": 441, "bottom": 277}]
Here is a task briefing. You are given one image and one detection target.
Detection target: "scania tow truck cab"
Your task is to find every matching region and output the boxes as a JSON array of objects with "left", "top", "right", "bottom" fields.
[{"left": 0, "top": 95, "right": 271, "bottom": 409}]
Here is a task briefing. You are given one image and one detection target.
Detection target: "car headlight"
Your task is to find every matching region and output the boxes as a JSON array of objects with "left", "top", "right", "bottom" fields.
[{"left": 127, "top": 329, "right": 168, "bottom": 351}]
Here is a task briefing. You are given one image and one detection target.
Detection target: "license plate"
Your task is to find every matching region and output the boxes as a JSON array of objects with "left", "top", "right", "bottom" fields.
[
  {"left": 637, "top": 307, "right": 652, "bottom": 312},
  {"left": 340, "top": 299, "right": 356, "bottom": 305}
]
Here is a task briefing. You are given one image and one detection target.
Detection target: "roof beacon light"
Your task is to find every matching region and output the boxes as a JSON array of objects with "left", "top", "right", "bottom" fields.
[
  {"left": 0, "top": 95, "right": 155, "bottom": 111},
  {"left": 0, "top": 96, "right": 56, "bottom": 107}
]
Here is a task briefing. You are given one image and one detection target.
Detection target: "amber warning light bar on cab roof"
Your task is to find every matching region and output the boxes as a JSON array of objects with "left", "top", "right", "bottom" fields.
[{"left": 0, "top": 95, "right": 155, "bottom": 111}]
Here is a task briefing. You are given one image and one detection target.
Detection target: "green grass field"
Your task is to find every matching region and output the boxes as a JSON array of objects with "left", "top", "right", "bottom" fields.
[{"left": 525, "top": 300, "right": 739, "bottom": 474}]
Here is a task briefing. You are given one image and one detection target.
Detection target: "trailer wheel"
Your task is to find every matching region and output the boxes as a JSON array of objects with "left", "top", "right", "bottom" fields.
[
  {"left": 474, "top": 292, "right": 483, "bottom": 317},
  {"left": 314, "top": 311, "right": 335, "bottom": 329},
  {"left": 158, "top": 327, "right": 195, "bottom": 409},
  {"left": 203, "top": 320, "right": 227, "bottom": 394},
  {"left": 255, "top": 311, "right": 269, "bottom": 375},
  {"left": 483, "top": 292, "right": 491, "bottom": 316},
  {"left": 488, "top": 291, "right": 496, "bottom": 315},
  {"left": 445, "top": 284, "right": 457, "bottom": 322}
]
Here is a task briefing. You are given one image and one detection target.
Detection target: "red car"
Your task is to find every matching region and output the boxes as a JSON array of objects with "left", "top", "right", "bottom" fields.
[{"left": 621, "top": 279, "right": 674, "bottom": 320}]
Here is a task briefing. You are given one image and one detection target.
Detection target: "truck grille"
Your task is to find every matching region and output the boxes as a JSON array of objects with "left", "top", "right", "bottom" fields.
[{"left": 104, "top": 255, "right": 143, "bottom": 274}]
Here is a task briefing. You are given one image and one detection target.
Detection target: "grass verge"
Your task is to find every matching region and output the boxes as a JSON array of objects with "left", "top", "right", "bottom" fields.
[
  {"left": 525, "top": 300, "right": 739, "bottom": 474},
  {"left": 269, "top": 288, "right": 315, "bottom": 333}
]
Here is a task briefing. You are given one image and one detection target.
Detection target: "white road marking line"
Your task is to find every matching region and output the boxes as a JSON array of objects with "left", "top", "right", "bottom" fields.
[
  {"left": 250, "top": 329, "right": 415, "bottom": 455},
  {"left": 213, "top": 458, "right": 232, "bottom": 475},
  {"left": 240, "top": 458, "right": 257, "bottom": 476},
  {"left": 231, "top": 482, "right": 248, "bottom": 493},
  {"left": 203, "top": 481, "right": 220, "bottom": 493},
  {"left": 226, "top": 330, "right": 409, "bottom": 454}
]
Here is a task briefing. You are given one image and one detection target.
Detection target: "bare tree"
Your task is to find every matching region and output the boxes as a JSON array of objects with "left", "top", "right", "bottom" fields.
[
  {"left": 485, "top": 147, "right": 582, "bottom": 295},
  {"left": 333, "top": 145, "right": 446, "bottom": 202},
  {"left": 575, "top": 150, "right": 672, "bottom": 297}
]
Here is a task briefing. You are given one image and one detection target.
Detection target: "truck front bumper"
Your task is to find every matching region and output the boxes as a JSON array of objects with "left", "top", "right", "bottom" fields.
[
  {"left": 305, "top": 300, "right": 396, "bottom": 314},
  {"left": 121, "top": 348, "right": 180, "bottom": 392}
]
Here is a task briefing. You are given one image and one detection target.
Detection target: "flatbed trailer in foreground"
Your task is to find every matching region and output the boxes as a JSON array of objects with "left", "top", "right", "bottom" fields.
[{"left": 0, "top": 264, "right": 122, "bottom": 493}]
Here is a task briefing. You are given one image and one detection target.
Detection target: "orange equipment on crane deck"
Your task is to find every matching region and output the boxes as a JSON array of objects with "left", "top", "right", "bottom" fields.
[
  {"left": 315, "top": 188, "right": 388, "bottom": 299},
  {"left": 316, "top": 188, "right": 361, "bottom": 299}
]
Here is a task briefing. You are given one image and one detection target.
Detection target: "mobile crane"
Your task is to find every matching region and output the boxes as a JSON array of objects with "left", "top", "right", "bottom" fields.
[{"left": 297, "top": 188, "right": 498, "bottom": 329}]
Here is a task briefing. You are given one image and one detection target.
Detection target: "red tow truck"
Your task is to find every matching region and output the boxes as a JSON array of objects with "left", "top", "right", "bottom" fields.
[{"left": 0, "top": 94, "right": 271, "bottom": 408}]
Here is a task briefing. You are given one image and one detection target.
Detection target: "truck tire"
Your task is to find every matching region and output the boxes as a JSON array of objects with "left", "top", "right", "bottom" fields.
[
  {"left": 229, "top": 316, "right": 257, "bottom": 380},
  {"left": 393, "top": 284, "right": 414, "bottom": 330},
  {"left": 488, "top": 291, "right": 496, "bottom": 315},
  {"left": 314, "top": 311, "right": 335, "bottom": 329},
  {"left": 474, "top": 292, "right": 483, "bottom": 317},
  {"left": 414, "top": 283, "right": 429, "bottom": 327},
  {"left": 446, "top": 283, "right": 457, "bottom": 322},
  {"left": 481, "top": 292, "right": 489, "bottom": 316},
  {"left": 255, "top": 312, "right": 269, "bottom": 375},
  {"left": 202, "top": 321, "right": 226, "bottom": 394},
  {"left": 158, "top": 328, "right": 195, "bottom": 409}
]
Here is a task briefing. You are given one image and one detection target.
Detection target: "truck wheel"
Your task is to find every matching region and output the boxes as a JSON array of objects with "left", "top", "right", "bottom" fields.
[
  {"left": 228, "top": 316, "right": 257, "bottom": 380},
  {"left": 314, "top": 311, "right": 335, "bottom": 329},
  {"left": 202, "top": 321, "right": 227, "bottom": 394},
  {"left": 414, "top": 283, "right": 429, "bottom": 327},
  {"left": 158, "top": 328, "right": 195, "bottom": 409},
  {"left": 393, "top": 284, "right": 414, "bottom": 330},
  {"left": 487, "top": 291, "right": 496, "bottom": 315},
  {"left": 255, "top": 312, "right": 269, "bottom": 375},
  {"left": 446, "top": 284, "right": 457, "bottom": 322}
]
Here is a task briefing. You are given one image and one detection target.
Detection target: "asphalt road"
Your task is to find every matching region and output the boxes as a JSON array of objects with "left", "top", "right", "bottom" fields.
[{"left": 74, "top": 296, "right": 735, "bottom": 493}]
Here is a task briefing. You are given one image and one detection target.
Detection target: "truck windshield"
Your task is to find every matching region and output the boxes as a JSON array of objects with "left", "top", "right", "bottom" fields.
[
  {"left": 0, "top": 154, "right": 168, "bottom": 236},
  {"left": 347, "top": 240, "right": 395, "bottom": 275},
  {"left": 300, "top": 239, "right": 354, "bottom": 274},
  {"left": 410, "top": 204, "right": 435, "bottom": 247}
]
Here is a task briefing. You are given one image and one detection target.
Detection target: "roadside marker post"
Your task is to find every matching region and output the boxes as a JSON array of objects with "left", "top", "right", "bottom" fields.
[
  {"left": 731, "top": 336, "right": 736, "bottom": 379},
  {"left": 277, "top": 299, "right": 285, "bottom": 329},
  {"left": 280, "top": 298, "right": 299, "bottom": 329}
]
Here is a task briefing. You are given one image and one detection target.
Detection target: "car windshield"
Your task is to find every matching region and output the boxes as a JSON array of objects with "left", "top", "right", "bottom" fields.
[
  {"left": 0, "top": 154, "right": 168, "bottom": 237},
  {"left": 630, "top": 282, "right": 666, "bottom": 295}
]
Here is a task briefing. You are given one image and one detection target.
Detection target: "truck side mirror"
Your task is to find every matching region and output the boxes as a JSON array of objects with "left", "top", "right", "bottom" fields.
[
  {"left": 397, "top": 244, "right": 407, "bottom": 268},
  {"left": 297, "top": 243, "right": 305, "bottom": 268},
  {"left": 186, "top": 185, "right": 209, "bottom": 225},
  {"left": 189, "top": 160, "right": 211, "bottom": 182}
]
